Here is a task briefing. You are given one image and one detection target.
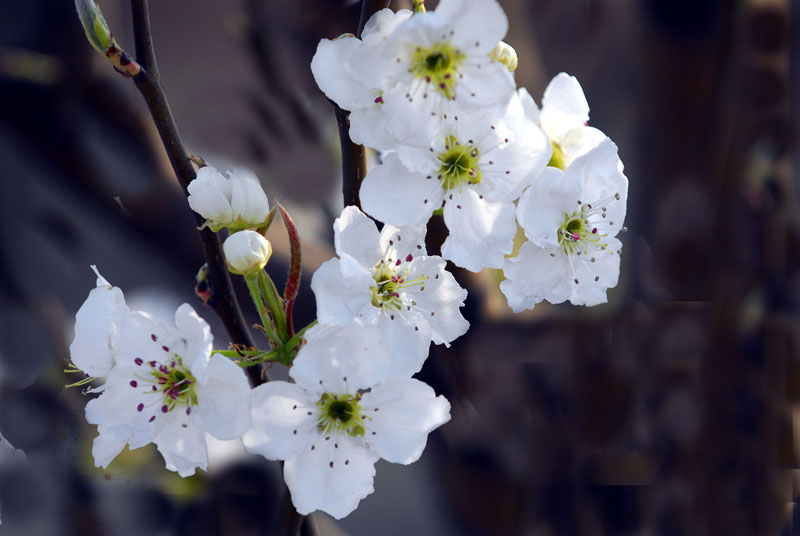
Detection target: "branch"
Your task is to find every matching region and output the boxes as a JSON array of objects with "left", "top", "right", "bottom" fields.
[
  {"left": 338, "top": 0, "right": 392, "bottom": 209},
  {"left": 128, "top": 0, "right": 262, "bottom": 386}
]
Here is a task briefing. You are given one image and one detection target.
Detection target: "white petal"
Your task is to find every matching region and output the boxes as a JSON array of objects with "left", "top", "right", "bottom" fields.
[
  {"left": 540, "top": 72, "right": 590, "bottom": 142},
  {"left": 361, "top": 377, "right": 450, "bottom": 464},
  {"left": 361, "top": 153, "right": 442, "bottom": 227},
  {"left": 376, "top": 310, "right": 431, "bottom": 378},
  {"left": 155, "top": 422, "right": 208, "bottom": 477},
  {"left": 242, "top": 381, "right": 318, "bottom": 460},
  {"left": 406, "top": 257, "right": 468, "bottom": 346},
  {"left": 451, "top": 60, "right": 515, "bottom": 109},
  {"left": 349, "top": 104, "right": 399, "bottom": 152},
  {"left": 571, "top": 138, "right": 629, "bottom": 238},
  {"left": 284, "top": 435, "right": 378, "bottom": 519},
  {"left": 361, "top": 8, "right": 413, "bottom": 44},
  {"left": 311, "top": 36, "right": 377, "bottom": 112},
  {"left": 500, "top": 242, "right": 571, "bottom": 312},
  {"left": 187, "top": 166, "right": 233, "bottom": 224},
  {"left": 113, "top": 311, "right": 175, "bottom": 369},
  {"left": 568, "top": 237, "right": 622, "bottom": 306},
  {"left": 173, "top": 303, "right": 213, "bottom": 385},
  {"left": 194, "top": 355, "right": 251, "bottom": 440},
  {"left": 290, "top": 321, "right": 392, "bottom": 393},
  {"left": 516, "top": 167, "right": 577, "bottom": 248},
  {"left": 333, "top": 206, "right": 382, "bottom": 268},
  {"left": 441, "top": 190, "right": 516, "bottom": 271},
  {"left": 70, "top": 271, "right": 128, "bottom": 377},
  {"left": 479, "top": 115, "right": 551, "bottom": 202},
  {"left": 379, "top": 223, "right": 428, "bottom": 261},
  {"left": 90, "top": 426, "right": 128, "bottom": 469},
  {"left": 436, "top": 0, "right": 508, "bottom": 54},
  {"left": 310, "top": 256, "right": 375, "bottom": 326},
  {"left": 560, "top": 126, "right": 609, "bottom": 167},
  {"left": 229, "top": 168, "right": 270, "bottom": 225},
  {"left": 223, "top": 230, "right": 272, "bottom": 274}
]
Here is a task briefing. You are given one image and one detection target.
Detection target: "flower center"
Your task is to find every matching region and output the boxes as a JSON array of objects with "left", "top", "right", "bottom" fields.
[
  {"left": 132, "top": 350, "right": 198, "bottom": 418},
  {"left": 557, "top": 208, "right": 608, "bottom": 256},
  {"left": 317, "top": 393, "right": 365, "bottom": 437},
  {"left": 548, "top": 140, "right": 566, "bottom": 170},
  {"left": 410, "top": 42, "right": 465, "bottom": 100},
  {"left": 437, "top": 135, "right": 481, "bottom": 191},
  {"left": 371, "top": 255, "right": 427, "bottom": 311}
]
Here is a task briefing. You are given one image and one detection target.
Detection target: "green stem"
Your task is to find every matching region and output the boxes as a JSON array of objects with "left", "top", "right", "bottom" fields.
[
  {"left": 258, "top": 270, "right": 289, "bottom": 342},
  {"left": 245, "top": 274, "right": 281, "bottom": 345}
]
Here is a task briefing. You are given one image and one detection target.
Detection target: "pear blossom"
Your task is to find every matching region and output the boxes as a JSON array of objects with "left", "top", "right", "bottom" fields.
[
  {"left": 242, "top": 322, "right": 450, "bottom": 519},
  {"left": 71, "top": 270, "right": 251, "bottom": 477},
  {"left": 187, "top": 166, "right": 270, "bottom": 230},
  {"left": 501, "top": 139, "right": 628, "bottom": 312},
  {"left": 223, "top": 230, "right": 272, "bottom": 275},
  {"left": 311, "top": 206, "right": 469, "bottom": 376},
  {"left": 311, "top": 0, "right": 516, "bottom": 150},
  {"left": 360, "top": 92, "right": 551, "bottom": 271},
  {"left": 521, "top": 73, "right": 620, "bottom": 171}
]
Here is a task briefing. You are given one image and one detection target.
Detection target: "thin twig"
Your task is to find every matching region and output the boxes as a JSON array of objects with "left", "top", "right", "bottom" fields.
[{"left": 128, "top": 0, "right": 262, "bottom": 387}]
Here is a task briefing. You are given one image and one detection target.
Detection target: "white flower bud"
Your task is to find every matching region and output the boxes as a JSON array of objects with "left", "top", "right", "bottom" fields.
[
  {"left": 223, "top": 230, "right": 272, "bottom": 275},
  {"left": 187, "top": 166, "right": 270, "bottom": 230},
  {"left": 490, "top": 41, "right": 518, "bottom": 72}
]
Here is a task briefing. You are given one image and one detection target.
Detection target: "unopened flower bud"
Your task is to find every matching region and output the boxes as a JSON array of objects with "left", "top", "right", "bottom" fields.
[
  {"left": 187, "top": 166, "right": 271, "bottom": 231},
  {"left": 490, "top": 42, "right": 518, "bottom": 72},
  {"left": 223, "top": 230, "right": 272, "bottom": 275}
]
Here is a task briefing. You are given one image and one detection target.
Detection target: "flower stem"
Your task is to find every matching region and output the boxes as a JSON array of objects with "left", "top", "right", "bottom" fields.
[
  {"left": 128, "top": 0, "right": 262, "bottom": 387},
  {"left": 258, "top": 270, "right": 289, "bottom": 342},
  {"left": 245, "top": 273, "right": 281, "bottom": 346}
]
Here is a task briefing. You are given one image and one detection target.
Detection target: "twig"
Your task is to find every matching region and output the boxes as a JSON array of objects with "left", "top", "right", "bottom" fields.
[{"left": 128, "top": 0, "right": 262, "bottom": 386}]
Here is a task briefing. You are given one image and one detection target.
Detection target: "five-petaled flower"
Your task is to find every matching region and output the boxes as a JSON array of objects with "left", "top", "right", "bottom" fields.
[
  {"left": 242, "top": 321, "right": 450, "bottom": 519},
  {"left": 71, "top": 268, "right": 251, "bottom": 477},
  {"left": 311, "top": 206, "right": 469, "bottom": 376},
  {"left": 501, "top": 139, "right": 628, "bottom": 312}
]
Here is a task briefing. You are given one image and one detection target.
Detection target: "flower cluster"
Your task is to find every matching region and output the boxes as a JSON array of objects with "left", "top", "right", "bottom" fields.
[
  {"left": 69, "top": 0, "right": 630, "bottom": 524},
  {"left": 312, "top": 0, "right": 629, "bottom": 309}
]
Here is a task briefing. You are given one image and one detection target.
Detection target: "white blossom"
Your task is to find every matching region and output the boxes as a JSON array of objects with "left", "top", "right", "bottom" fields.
[
  {"left": 242, "top": 322, "right": 450, "bottom": 519},
  {"left": 311, "top": 207, "right": 469, "bottom": 377},
  {"left": 360, "top": 92, "right": 550, "bottom": 271},
  {"left": 311, "top": 0, "right": 515, "bottom": 151},
  {"left": 223, "top": 230, "right": 272, "bottom": 275},
  {"left": 187, "top": 166, "right": 270, "bottom": 230},
  {"left": 71, "top": 271, "right": 251, "bottom": 477},
  {"left": 501, "top": 139, "right": 628, "bottom": 312},
  {"left": 520, "top": 73, "right": 620, "bottom": 170}
]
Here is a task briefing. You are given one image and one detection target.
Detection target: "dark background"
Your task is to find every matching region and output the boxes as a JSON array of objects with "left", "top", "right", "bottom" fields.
[{"left": 0, "top": 0, "right": 797, "bottom": 534}]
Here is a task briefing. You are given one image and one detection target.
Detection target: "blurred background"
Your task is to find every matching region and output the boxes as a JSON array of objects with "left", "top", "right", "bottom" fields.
[{"left": 0, "top": 0, "right": 797, "bottom": 534}]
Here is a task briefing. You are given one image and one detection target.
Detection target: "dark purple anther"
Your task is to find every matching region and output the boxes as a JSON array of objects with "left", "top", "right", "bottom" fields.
[
  {"left": 406, "top": 254, "right": 413, "bottom": 262},
  {"left": 129, "top": 380, "right": 138, "bottom": 388},
  {"left": 151, "top": 334, "right": 158, "bottom": 342},
  {"left": 162, "top": 346, "right": 169, "bottom": 352},
  {"left": 137, "top": 403, "right": 144, "bottom": 412},
  {"left": 149, "top": 416, "right": 156, "bottom": 422},
  {"left": 134, "top": 358, "right": 143, "bottom": 366},
  {"left": 161, "top": 405, "right": 169, "bottom": 413},
  {"left": 186, "top": 407, "right": 192, "bottom": 415}
]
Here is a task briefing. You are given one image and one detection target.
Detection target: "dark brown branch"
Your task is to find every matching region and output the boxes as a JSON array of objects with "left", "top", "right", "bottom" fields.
[
  {"left": 338, "top": 0, "right": 392, "bottom": 209},
  {"left": 128, "top": 0, "right": 262, "bottom": 387}
]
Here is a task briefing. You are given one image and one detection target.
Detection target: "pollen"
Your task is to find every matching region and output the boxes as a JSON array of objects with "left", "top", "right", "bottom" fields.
[
  {"left": 316, "top": 393, "right": 365, "bottom": 437},
  {"left": 410, "top": 42, "right": 466, "bottom": 100}
]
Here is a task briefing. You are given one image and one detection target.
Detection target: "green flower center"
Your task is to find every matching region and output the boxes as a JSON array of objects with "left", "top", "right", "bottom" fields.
[
  {"left": 548, "top": 140, "right": 566, "bottom": 170},
  {"left": 130, "top": 338, "right": 199, "bottom": 420},
  {"left": 371, "top": 257, "right": 428, "bottom": 311},
  {"left": 411, "top": 42, "right": 466, "bottom": 100},
  {"left": 437, "top": 135, "right": 481, "bottom": 191},
  {"left": 557, "top": 209, "right": 608, "bottom": 256},
  {"left": 317, "top": 393, "right": 365, "bottom": 437}
]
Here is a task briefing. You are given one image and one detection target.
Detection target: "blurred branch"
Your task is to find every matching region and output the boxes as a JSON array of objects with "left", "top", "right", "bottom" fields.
[{"left": 128, "top": 0, "right": 262, "bottom": 386}]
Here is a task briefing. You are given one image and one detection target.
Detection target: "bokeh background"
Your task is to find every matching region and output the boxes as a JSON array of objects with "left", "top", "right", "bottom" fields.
[{"left": 0, "top": 0, "right": 797, "bottom": 534}]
